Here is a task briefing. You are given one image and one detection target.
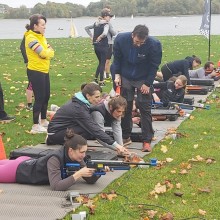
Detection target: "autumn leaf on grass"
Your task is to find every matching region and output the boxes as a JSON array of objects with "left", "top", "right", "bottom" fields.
[
  {"left": 182, "top": 200, "right": 187, "bottom": 205},
  {"left": 176, "top": 183, "right": 182, "bottom": 189},
  {"left": 198, "top": 187, "right": 211, "bottom": 193},
  {"left": 100, "top": 192, "right": 117, "bottom": 201},
  {"left": 206, "top": 158, "right": 216, "bottom": 164},
  {"left": 180, "top": 162, "right": 192, "bottom": 170},
  {"left": 151, "top": 183, "right": 167, "bottom": 195},
  {"left": 147, "top": 210, "right": 158, "bottom": 218},
  {"left": 165, "top": 180, "right": 174, "bottom": 190},
  {"left": 193, "top": 144, "right": 199, "bottom": 149},
  {"left": 88, "top": 205, "right": 96, "bottom": 215},
  {"left": 179, "top": 169, "right": 188, "bottom": 175},
  {"left": 174, "top": 192, "right": 184, "bottom": 197},
  {"left": 165, "top": 127, "right": 177, "bottom": 135},
  {"left": 198, "top": 209, "right": 206, "bottom": 216},
  {"left": 166, "top": 158, "right": 173, "bottom": 163},
  {"left": 159, "top": 212, "right": 174, "bottom": 220},
  {"left": 161, "top": 145, "right": 168, "bottom": 153},
  {"left": 75, "top": 195, "right": 89, "bottom": 204},
  {"left": 189, "top": 155, "right": 204, "bottom": 162},
  {"left": 189, "top": 115, "right": 195, "bottom": 120}
]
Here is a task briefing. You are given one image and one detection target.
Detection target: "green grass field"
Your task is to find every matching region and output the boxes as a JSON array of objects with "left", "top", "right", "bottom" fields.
[{"left": 0, "top": 35, "right": 220, "bottom": 219}]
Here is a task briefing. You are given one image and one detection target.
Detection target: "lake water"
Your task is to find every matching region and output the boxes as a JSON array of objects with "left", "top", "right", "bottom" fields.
[{"left": 0, "top": 15, "right": 220, "bottom": 39}]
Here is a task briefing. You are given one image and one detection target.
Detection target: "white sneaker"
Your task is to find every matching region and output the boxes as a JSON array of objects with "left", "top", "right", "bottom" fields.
[
  {"left": 30, "top": 124, "right": 47, "bottom": 134},
  {"left": 50, "top": 104, "right": 59, "bottom": 112},
  {"left": 41, "top": 120, "right": 49, "bottom": 128}
]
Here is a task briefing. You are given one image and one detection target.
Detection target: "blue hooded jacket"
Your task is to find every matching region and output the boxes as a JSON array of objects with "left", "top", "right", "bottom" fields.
[{"left": 111, "top": 32, "right": 162, "bottom": 86}]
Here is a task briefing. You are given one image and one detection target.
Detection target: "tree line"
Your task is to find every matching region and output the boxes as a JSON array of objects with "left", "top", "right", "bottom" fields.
[{"left": 1, "top": 0, "right": 220, "bottom": 19}]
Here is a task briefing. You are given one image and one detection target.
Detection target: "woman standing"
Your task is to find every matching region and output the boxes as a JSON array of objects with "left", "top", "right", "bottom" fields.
[
  {"left": 85, "top": 11, "right": 113, "bottom": 86},
  {"left": 25, "top": 14, "right": 54, "bottom": 133},
  {"left": 0, "top": 128, "right": 99, "bottom": 191}
]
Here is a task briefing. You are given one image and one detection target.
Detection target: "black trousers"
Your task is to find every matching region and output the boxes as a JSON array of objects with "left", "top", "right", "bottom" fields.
[
  {"left": 94, "top": 45, "right": 108, "bottom": 81},
  {"left": 161, "top": 64, "right": 173, "bottom": 81},
  {"left": 27, "top": 69, "right": 50, "bottom": 124},
  {"left": 121, "top": 77, "right": 154, "bottom": 143},
  {"left": 0, "top": 83, "right": 7, "bottom": 119}
]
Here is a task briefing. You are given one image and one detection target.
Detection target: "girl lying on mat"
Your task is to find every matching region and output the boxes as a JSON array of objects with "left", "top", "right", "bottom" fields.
[
  {"left": 0, "top": 128, "right": 100, "bottom": 191},
  {"left": 152, "top": 75, "right": 187, "bottom": 107}
]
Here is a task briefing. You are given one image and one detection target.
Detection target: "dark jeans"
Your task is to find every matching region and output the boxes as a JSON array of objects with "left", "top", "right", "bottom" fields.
[
  {"left": 27, "top": 69, "right": 50, "bottom": 124},
  {"left": 0, "top": 83, "right": 7, "bottom": 118},
  {"left": 94, "top": 45, "right": 108, "bottom": 81},
  {"left": 121, "top": 77, "right": 154, "bottom": 143}
]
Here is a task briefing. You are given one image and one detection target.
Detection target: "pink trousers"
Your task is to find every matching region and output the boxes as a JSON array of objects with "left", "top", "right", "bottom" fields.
[{"left": 0, "top": 156, "right": 31, "bottom": 183}]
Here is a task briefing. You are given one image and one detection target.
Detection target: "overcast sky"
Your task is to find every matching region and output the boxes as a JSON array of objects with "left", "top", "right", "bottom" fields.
[{"left": 1, "top": 0, "right": 100, "bottom": 8}]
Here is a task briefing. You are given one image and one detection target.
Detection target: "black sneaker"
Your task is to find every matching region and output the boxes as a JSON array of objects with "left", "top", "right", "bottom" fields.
[{"left": 0, "top": 115, "right": 16, "bottom": 123}]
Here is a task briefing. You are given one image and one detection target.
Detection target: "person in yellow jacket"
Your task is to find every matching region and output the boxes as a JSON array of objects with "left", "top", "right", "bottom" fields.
[{"left": 25, "top": 14, "right": 54, "bottom": 133}]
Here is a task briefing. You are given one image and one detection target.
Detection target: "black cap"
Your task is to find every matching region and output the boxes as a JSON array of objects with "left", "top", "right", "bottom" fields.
[{"left": 101, "top": 11, "right": 114, "bottom": 18}]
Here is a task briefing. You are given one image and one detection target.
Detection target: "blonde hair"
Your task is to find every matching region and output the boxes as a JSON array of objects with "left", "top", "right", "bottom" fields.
[{"left": 176, "top": 75, "right": 187, "bottom": 87}]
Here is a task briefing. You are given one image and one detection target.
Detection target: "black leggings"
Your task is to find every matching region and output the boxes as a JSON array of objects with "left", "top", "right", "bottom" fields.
[
  {"left": 161, "top": 64, "right": 173, "bottom": 81},
  {"left": 27, "top": 69, "right": 50, "bottom": 124},
  {"left": 94, "top": 45, "right": 108, "bottom": 81},
  {"left": 0, "top": 83, "right": 7, "bottom": 118}
]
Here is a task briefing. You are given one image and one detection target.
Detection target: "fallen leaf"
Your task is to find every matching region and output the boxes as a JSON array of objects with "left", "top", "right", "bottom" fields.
[
  {"left": 182, "top": 200, "right": 187, "bottom": 205},
  {"left": 198, "top": 188, "right": 211, "bottom": 193},
  {"left": 189, "top": 115, "right": 194, "bottom": 120},
  {"left": 198, "top": 209, "right": 206, "bottom": 216},
  {"left": 193, "top": 144, "right": 199, "bottom": 149},
  {"left": 161, "top": 145, "right": 168, "bottom": 153},
  {"left": 176, "top": 183, "right": 182, "bottom": 189},
  {"left": 174, "top": 192, "right": 184, "bottom": 197},
  {"left": 159, "top": 212, "right": 174, "bottom": 220},
  {"left": 196, "top": 155, "right": 204, "bottom": 161},
  {"left": 170, "top": 170, "right": 176, "bottom": 174},
  {"left": 154, "top": 183, "right": 167, "bottom": 194},
  {"left": 147, "top": 210, "right": 158, "bottom": 218},
  {"left": 206, "top": 158, "right": 216, "bottom": 164},
  {"left": 179, "top": 169, "right": 188, "bottom": 175},
  {"left": 166, "top": 158, "right": 173, "bottom": 163}
]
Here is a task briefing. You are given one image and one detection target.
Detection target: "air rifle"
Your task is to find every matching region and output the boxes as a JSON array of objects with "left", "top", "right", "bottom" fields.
[
  {"left": 63, "top": 157, "right": 157, "bottom": 177},
  {"left": 169, "top": 102, "right": 210, "bottom": 110}
]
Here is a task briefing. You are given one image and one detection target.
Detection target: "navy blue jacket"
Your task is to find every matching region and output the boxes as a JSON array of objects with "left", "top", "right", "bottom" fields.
[
  {"left": 111, "top": 32, "right": 162, "bottom": 86},
  {"left": 165, "top": 57, "right": 194, "bottom": 84}
]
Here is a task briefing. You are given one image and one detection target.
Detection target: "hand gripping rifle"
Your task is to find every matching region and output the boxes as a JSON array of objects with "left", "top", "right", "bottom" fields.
[{"left": 63, "top": 156, "right": 157, "bottom": 177}]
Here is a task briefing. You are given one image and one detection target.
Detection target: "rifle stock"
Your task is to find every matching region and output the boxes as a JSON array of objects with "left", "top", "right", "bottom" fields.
[{"left": 64, "top": 158, "right": 157, "bottom": 177}]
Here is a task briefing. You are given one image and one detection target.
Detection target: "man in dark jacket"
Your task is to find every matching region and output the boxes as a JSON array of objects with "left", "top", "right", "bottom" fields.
[{"left": 111, "top": 25, "right": 162, "bottom": 152}]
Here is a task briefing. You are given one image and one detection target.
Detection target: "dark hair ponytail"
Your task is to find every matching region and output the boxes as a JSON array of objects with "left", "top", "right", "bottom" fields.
[{"left": 64, "top": 128, "right": 87, "bottom": 151}]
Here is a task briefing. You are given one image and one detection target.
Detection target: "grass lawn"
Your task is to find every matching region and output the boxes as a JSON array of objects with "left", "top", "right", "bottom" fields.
[{"left": 0, "top": 35, "right": 220, "bottom": 219}]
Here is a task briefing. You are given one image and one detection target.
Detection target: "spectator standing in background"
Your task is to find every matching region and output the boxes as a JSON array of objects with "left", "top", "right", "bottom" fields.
[{"left": 25, "top": 14, "right": 54, "bottom": 133}]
